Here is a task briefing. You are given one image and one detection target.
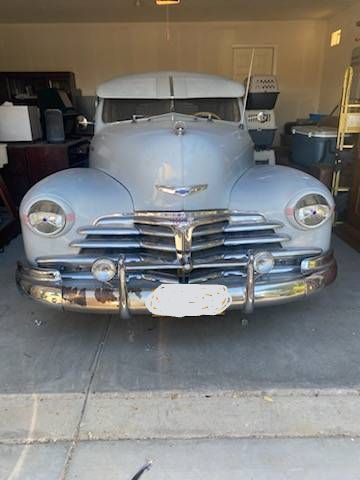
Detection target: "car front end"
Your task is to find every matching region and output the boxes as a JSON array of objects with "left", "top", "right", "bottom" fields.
[
  {"left": 16, "top": 165, "right": 336, "bottom": 318},
  {"left": 16, "top": 72, "right": 337, "bottom": 318}
]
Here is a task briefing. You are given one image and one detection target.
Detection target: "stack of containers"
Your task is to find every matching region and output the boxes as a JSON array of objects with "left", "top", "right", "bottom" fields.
[{"left": 244, "top": 75, "right": 280, "bottom": 165}]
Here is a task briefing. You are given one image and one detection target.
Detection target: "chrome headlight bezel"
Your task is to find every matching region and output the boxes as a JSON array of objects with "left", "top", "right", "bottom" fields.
[
  {"left": 286, "top": 193, "right": 333, "bottom": 230},
  {"left": 25, "top": 197, "right": 74, "bottom": 237}
]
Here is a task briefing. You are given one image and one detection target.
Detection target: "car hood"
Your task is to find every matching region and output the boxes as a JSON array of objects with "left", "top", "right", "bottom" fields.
[{"left": 90, "top": 113, "right": 253, "bottom": 211}]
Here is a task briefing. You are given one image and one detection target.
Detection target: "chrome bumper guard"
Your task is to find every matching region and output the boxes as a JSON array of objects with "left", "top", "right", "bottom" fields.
[{"left": 16, "top": 250, "right": 337, "bottom": 317}]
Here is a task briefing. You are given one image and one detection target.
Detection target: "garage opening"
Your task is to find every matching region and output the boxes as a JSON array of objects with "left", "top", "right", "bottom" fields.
[{"left": 1, "top": 1, "right": 360, "bottom": 478}]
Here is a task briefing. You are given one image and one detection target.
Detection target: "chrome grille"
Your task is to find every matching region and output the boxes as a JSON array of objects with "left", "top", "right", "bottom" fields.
[
  {"left": 35, "top": 210, "right": 322, "bottom": 285},
  {"left": 69, "top": 212, "right": 289, "bottom": 254}
]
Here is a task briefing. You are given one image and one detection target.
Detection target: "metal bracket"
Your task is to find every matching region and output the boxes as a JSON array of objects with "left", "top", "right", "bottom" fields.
[
  {"left": 244, "top": 253, "right": 255, "bottom": 314},
  {"left": 118, "top": 256, "right": 130, "bottom": 319},
  {"left": 173, "top": 223, "right": 194, "bottom": 273}
]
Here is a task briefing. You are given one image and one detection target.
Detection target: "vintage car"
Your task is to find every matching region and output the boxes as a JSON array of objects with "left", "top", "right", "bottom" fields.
[{"left": 16, "top": 71, "right": 337, "bottom": 318}]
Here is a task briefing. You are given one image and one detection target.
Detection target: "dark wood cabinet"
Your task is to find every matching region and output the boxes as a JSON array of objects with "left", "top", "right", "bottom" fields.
[
  {"left": 2, "top": 139, "right": 89, "bottom": 206},
  {"left": 0, "top": 173, "right": 19, "bottom": 248},
  {"left": 0, "top": 71, "right": 77, "bottom": 106}
]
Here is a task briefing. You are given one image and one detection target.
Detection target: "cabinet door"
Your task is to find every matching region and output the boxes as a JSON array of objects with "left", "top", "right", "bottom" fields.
[
  {"left": 0, "top": 76, "right": 9, "bottom": 104},
  {"left": 348, "top": 149, "right": 360, "bottom": 229},
  {"left": 26, "top": 146, "right": 69, "bottom": 186},
  {"left": 2, "top": 146, "right": 30, "bottom": 206}
]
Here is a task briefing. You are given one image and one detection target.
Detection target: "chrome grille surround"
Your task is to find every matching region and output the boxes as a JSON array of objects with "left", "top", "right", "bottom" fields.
[{"left": 36, "top": 210, "right": 323, "bottom": 285}]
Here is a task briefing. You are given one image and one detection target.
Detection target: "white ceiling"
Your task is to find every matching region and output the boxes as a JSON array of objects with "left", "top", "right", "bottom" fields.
[{"left": 0, "top": 0, "right": 358, "bottom": 23}]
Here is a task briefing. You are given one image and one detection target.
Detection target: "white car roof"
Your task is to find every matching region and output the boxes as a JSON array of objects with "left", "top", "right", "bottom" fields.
[{"left": 97, "top": 71, "right": 244, "bottom": 99}]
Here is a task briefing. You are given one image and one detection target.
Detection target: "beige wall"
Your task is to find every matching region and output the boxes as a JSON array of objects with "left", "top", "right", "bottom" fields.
[
  {"left": 0, "top": 20, "right": 326, "bottom": 127},
  {"left": 319, "top": 2, "right": 360, "bottom": 113}
]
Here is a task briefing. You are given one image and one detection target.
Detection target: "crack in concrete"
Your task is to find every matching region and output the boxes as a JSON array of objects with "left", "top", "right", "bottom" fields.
[
  {"left": 1, "top": 432, "right": 360, "bottom": 448},
  {"left": 59, "top": 315, "right": 113, "bottom": 480}
]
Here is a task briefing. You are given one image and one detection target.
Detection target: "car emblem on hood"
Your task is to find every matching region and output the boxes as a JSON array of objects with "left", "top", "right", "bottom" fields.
[{"left": 156, "top": 184, "right": 208, "bottom": 197}]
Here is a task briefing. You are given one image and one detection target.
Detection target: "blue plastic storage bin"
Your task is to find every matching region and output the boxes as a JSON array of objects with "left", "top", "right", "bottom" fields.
[{"left": 291, "top": 126, "right": 338, "bottom": 167}]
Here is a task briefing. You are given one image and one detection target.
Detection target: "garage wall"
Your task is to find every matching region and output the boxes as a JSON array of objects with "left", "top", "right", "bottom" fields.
[
  {"left": 0, "top": 20, "right": 326, "bottom": 127},
  {"left": 319, "top": 2, "right": 360, "bottom": 113}
]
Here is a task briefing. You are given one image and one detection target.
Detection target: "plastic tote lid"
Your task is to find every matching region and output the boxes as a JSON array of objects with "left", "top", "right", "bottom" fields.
[{"left": 292, "top": 126, "right": 338, "bottom": 138}]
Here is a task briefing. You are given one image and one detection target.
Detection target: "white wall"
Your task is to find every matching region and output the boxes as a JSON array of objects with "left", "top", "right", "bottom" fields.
[
  {"left": 0, "top": 20, "right": 326, "bottom": 128},
  {"left": 319, "top": 2, "right": 360, "bottom": 113}
]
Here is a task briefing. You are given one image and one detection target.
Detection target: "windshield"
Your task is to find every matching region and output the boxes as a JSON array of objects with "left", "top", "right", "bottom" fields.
[{"left": 102, "top": 98, "right": 240, "bottom": 123}]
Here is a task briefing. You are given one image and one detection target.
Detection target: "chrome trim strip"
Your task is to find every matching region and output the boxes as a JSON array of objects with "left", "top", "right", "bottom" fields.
[
  {"left": 78, "top": 226, "right": 140, "bottom": 236},
  {"left": 224, "top": 222, "right": 283, "bottom": 232},
  {"left": 301, "top": 250, "right": 335, "bottom": 273},
  {"left": 95, "top": 214, "right": 134, "bottom": 226},
  {"left": 118, "top": 256, "right": 130, "bottom": 318},
  {"left": 78, "top": 221, "right": 283, "bottom": 238},
  {"left": 244, "top": 253, "right": 255, "bottom": 314},
  {"left": 16, "top": 262, "right": 61, "bottom": 283},
  {"left": 224, "top": 233, "right": 290, "bottom": 246},
  {"left": 36, "top": 249, "right": 322, "bottom": 270},
  {"left": 271, "top": 248, "right": 322, "bottom": 258},
  {"left": 140, "top": 240, "right": 176, "bottom": 252},
  {"left": 133, "top": 213, "right": 230, "bottom": 228},
  {"left": 69, "top": 239, "right": 141, "bottom": 249},
  {"left": 78, "top": 225, "right": 173, "bottom": 238},
  {"left": 94, "top": 211, "right": 268, "bottom": 227},
  {"left": 169, "top": 75, "right": 174, "bottom": 97}
]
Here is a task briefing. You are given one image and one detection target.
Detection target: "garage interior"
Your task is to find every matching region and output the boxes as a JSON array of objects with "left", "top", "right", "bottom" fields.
[{"left": 1, "top": 0, "right": 360, "bottom": 478}]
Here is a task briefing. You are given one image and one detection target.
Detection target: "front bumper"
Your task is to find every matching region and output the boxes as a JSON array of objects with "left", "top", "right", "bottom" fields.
[{"left": 16, "top": 250, "right": 337, "bottom": 317}]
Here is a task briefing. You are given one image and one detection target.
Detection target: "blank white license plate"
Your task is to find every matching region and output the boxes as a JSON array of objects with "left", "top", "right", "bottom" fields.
[{"left": 145, "top": 284, "right": 232, "bottom": 318}]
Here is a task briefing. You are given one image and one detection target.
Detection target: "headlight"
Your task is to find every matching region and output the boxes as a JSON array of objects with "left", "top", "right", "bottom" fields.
[
  {"left": 293, "top": 194, "right": 332, "bottom": 229},
  {"left": 28, "top": 200, "right": 66, "bottom": 235}
]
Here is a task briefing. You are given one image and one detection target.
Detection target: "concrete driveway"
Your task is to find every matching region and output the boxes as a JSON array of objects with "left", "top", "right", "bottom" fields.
[{"left": 1, "top": 235, "right": 360, "bottom": 479}]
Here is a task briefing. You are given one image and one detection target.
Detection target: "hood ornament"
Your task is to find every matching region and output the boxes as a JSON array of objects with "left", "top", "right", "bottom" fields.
[
  {"left": 173, "top": 121, "right": 186, "bottom": 135},
  {"left": 156, "top": 184, "right": 208, "bottom": 197}
]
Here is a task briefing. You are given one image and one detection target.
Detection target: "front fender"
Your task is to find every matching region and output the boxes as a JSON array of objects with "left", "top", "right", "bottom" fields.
[
  {"left": 229, "top": 165, "right": 334, "bottom": 252},
  {"left": 20, "top": 168, "right": 133, "bottom": 265}
]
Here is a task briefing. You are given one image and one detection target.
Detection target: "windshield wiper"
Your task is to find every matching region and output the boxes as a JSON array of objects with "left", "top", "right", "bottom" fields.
[{"left": 131, "top": 114, "right": 146, "bottom": 123}]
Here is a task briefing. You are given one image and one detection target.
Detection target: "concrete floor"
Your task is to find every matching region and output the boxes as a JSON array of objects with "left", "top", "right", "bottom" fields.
[{"left": 1, "top": 235, "right": 360, "bottom": 479}]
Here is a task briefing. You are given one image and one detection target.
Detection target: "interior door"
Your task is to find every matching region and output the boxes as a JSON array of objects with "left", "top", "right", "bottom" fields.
[
  {"left": 348, "top": 142, "right": 360, "bottom": 228},
  {"left": 232, "top": 46, "right": 276, "bottom": 83},
  {"left": 346, "top": 49, "right": 360, "bottom": 229},
  {"left": 350, "top": 47, "right": 360, "bottom": 102}
]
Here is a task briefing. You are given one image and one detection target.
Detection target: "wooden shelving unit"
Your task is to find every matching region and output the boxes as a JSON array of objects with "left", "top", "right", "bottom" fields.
[{"left": 332, "top": 67, "right": 360, "bottom": 202}]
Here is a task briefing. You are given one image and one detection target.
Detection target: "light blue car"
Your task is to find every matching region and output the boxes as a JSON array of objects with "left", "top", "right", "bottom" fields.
[{"left": 16, "top": 72, "right": 337, "bottom": 318}]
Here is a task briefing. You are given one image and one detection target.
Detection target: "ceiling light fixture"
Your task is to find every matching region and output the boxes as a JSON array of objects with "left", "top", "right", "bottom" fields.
[
  {"left": 330, "top": 29, "right": 342, "bottom": 47},
  {"left": 155, "top": 0, "right": 180, "bottom": 5}
]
